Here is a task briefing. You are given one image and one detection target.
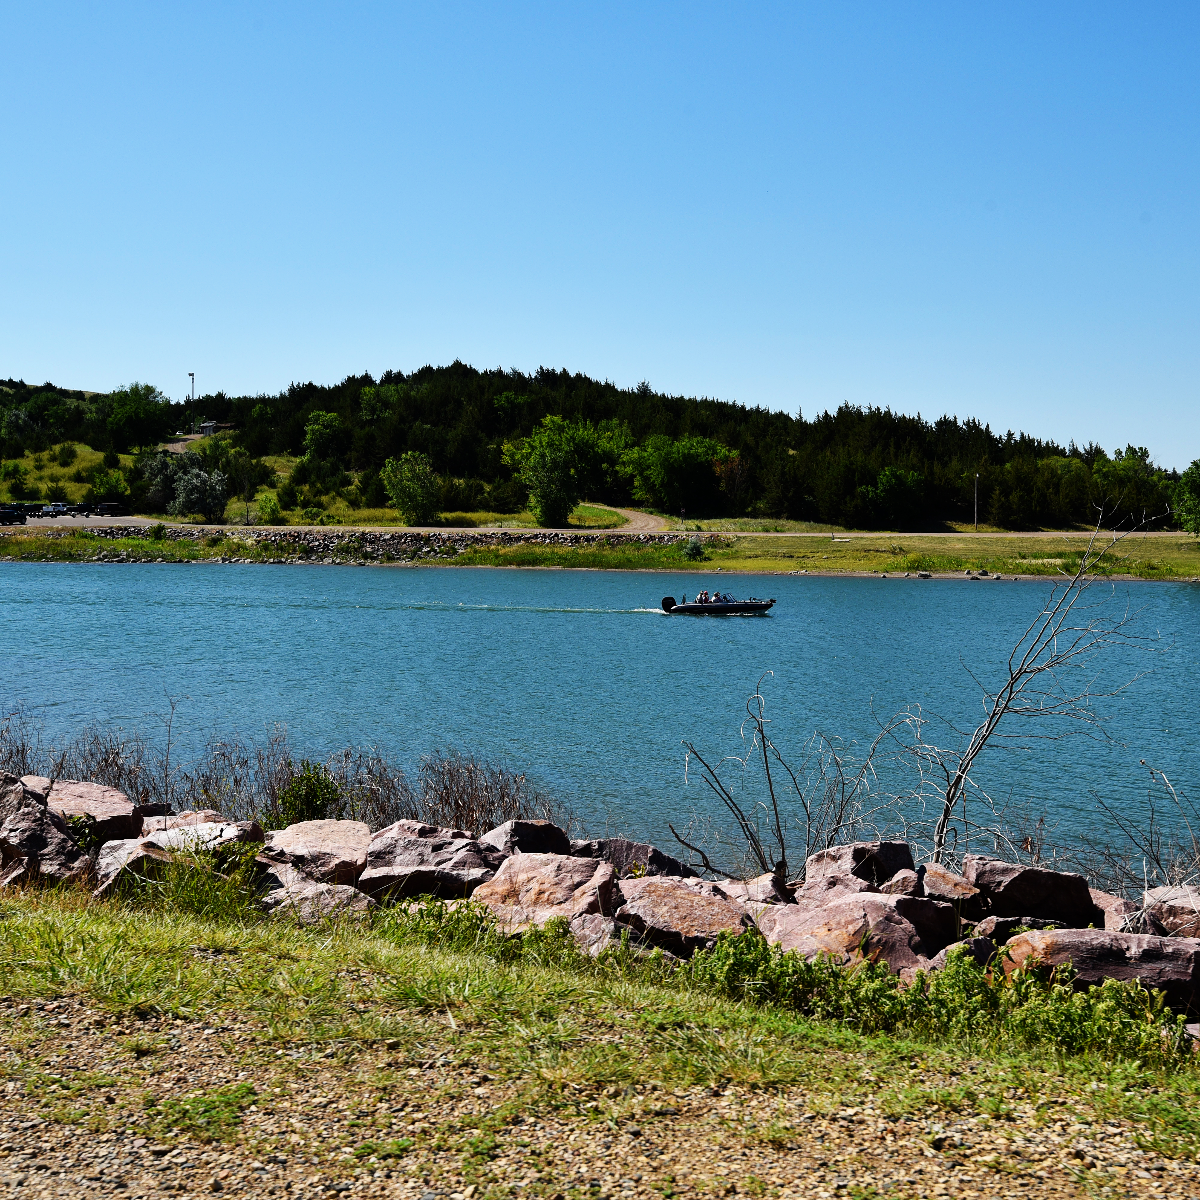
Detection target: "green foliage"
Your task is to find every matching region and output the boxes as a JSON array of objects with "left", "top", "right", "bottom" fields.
[
  {"left": 1, "top": 367, "right": 1183, "bottom": 529},
  {"left": 146, "top": 522, "right": 166, "bottom": 540},
  {"left": 105, "top": 383, "right": 171, "bottom": 452},
  {"left": 276, "top": 478, "right": 298, "bottom": 510},
  {"left": 87, "top": 468, "right": 130, "bottom": 502},
  {"left": 619, "top": 434, "right": 732, "bottom": 516},
  {"left": 1175, "top": 460, "right": 1200, "bottom": 537},
  {"left": 380, "top": 451, "right": 440, "bottom": 525},
  {"left": 303, "top": 411, "right": 344, "bottom": 462},
  {"left": 116, "top": 844, "right": 264, "bottom": 921},
  {"left": 144, "top": 1082, "right": 257, "bottom": 1142},
  {"left": 257, "top": 492, "right": 284, "bottom": 524},
  {"left": 682, "top": 534, "right": 706, "bottom": 560},
  {"left": 685, "top": 936, "right": 1193, "bottom": 1067},
  {"left": 503, "top": 416, "right": 594, "bottom": 527},
  {"left": 277, "top": 760, "right": 340, "bottom": 826},
  {"left": 55, "top": 443, "right": 77, "bottom": 467},
  {"left": 848, "top": 466, "right": 925, "bottom": 530},
  {"left": 65, "top": 814, "right": 103, "bottom": 852},
  {"left": 43, "top": 481, "right": 68, "bottom": 503}
]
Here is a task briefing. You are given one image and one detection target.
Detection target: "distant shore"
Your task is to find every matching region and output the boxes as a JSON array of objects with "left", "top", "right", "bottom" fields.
[{"left": 2, "top": 523, "right": 1198, "bottom": 581}]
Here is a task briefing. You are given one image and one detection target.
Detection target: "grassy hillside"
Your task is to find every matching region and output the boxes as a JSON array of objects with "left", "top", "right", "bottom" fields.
[{"left": 0, "top": 891, "right": 1195, "bottom": 1198}]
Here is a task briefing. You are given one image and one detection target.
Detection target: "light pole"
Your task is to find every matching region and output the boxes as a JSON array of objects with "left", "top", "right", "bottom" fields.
[
  {"left": 188, "top": 373, "right": 195, "bottom": 434},
  {"left": 974, "top": 473, "right": 979, "bottom": 531}
]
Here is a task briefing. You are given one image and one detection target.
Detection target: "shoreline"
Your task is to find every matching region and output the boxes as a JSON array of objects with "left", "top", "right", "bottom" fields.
[{"left": 2, "top": 524, "right": 1198, "bottom": 582}]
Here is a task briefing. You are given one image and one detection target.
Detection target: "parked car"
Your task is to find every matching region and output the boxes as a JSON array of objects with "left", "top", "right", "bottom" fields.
[
  {"left": 92, "top": 502, "right": 128, "bottom": 518},
  {"left": 0, "top": 507, "right": 26, "bottom": 526},
  {"left": 39, "top": 503, "right": 68, "bottom": 518}
]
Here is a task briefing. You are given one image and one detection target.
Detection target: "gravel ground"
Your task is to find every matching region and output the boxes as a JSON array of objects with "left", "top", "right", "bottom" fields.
[{"left": 1, "top": 996, "right": 1196, "bottom": 1200}]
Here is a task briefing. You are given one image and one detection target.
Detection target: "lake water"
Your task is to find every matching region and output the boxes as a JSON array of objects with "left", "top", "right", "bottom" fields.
[{"left": 2, "top": 563, "right": 1196, "bottom": 855}]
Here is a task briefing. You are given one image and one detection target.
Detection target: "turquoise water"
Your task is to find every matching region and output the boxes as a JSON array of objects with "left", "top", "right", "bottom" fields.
[{"left": 1, "top": 563, "right": 1195, "bottom": 848}]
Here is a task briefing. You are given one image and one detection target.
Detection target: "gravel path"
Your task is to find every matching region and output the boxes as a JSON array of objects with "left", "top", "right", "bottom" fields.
[{"left": 1, "top": 995, "right": 1195, "bottom": 1199}]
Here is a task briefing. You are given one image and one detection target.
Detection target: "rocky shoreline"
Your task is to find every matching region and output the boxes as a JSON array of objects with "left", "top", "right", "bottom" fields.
[
  {"left": 6, "top": 772, "right": 1200, "bottom": 1018},
  {"left": 0, "top": 526, "right": 689, "bottom": 565}
]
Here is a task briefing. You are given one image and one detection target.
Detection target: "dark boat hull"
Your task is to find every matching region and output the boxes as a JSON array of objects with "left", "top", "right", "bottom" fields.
[{"left": 661, "top": 597, "right": 775, "bottom": 615}]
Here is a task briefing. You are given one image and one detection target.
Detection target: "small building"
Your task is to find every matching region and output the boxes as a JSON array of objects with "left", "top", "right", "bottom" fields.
[{"left": 199, "top": 420, "right": 218, "bottom": 437}]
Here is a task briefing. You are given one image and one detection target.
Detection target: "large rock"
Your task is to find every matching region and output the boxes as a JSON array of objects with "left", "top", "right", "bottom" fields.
[
  {"left": 972, "top": 915, "right": 1063, "bottom": 942},
  {"left": 266, "top": 820, "right": 371, "bottom": 884},
  {"left": 357, "top": 828, "right": 505, "bottom": 900},
  {"left": 263, "top": 881, "right": 375, "bottom": 925},
  {"left": 613, "top": 876, "right": 752, "bottom": 956},
  {"left": 804, "top": 841, "right": 914, "bottom": 886},
  {"left": 929, "top": 937, "right": 997, "bottom": 971},
  {"left": 1144, "top": 886, "right": 1200, "bottom": 938},
  {"left": 919, "top": 864, "right": 984, "bottom": 919},
  {"left": 380, "top": 818, "right": 472, "bottom": 840},
  {"left": 21, "top": 775, "right": 140, "bottom": 843},
  {"left": 93, "top": 821, "right": 265, "bottom": 897},
  {"left": 962, "top": 856, "right": 1100, "bottom": 927},
  {"left": 471, "top": 852, "right": 616, "bottom": 933},
  {"left": 478, "top": 819, "right": 571, "bottom": 857},
  {"left": 570, "top": 837, "right": 697, "bottom": 879},
  {"left": 0, "top": 774, "right": 90, "bottom": 886},
  {"left": 1003, "top": 928, "right": 1200, "bottom": 1015},
  {"left": 756, "top": 893, "right": 958, "bottom": 974},
  {"left": 792, "top": 871, "right": 878, "bottom": 908},
  {"left": 141, "top": 810, "right": 223, "bottom": 835},
  {"left": 716, "top": 871, "right": 791, "bottom": 905},
  {"left": 1090, "top": 888, "right": 1140, "bottom": 932},
  {"left": 879, "top": 869, "right": 922, "bottom": 897}
]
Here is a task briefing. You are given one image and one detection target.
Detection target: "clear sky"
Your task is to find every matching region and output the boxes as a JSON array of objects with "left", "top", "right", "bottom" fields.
[{"left": 3, "top": 2, "right": 1197, "bottom": 467}]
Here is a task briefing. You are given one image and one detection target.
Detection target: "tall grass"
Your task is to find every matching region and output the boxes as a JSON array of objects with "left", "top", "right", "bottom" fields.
[{"left": 0, "top": 705, "right": 566, "bottom": 835}]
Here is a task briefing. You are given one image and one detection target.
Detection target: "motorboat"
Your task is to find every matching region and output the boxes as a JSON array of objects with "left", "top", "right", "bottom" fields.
[{"left": 661, "top": 595, "right": 775, "bottom": 615}]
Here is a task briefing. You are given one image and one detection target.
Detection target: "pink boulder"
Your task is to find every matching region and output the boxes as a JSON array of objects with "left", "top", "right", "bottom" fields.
[
  {"left": 614, "top": 876, "right": 752, "bottom": 956},
  {"left": 1004, "top": 928, "right": 1200, "bottom": 1015},
  {"left": 471, "top": 852, "right": 616, "bottom": 934}
]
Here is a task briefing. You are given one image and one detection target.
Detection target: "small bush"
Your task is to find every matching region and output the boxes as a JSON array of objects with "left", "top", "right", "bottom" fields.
[
  {"left": 277, "top": 760, "right": 340, "bottom": 826},
  {"left": 682, "top": 535, "right": 706, "bottom": 561},
  {"left": 146, "top": 523, "right": 166, "bottom": 540},
  {"left": 56, "top": 444, "right": 77, "bottom": 468},
  {"left": 102, "top": 449, "right": 120, "bottom": 469},
  {"left": 256, "top": 493, "right": 284, "bottom": 525}
]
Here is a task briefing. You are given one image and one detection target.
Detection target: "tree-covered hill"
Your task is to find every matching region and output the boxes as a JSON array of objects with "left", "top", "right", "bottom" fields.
[{"left": 0, "top": 365, "right": 1182, "bottom": 529}]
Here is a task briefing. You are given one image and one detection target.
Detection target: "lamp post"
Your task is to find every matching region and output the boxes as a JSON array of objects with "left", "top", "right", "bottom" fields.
[
  {"left": 974, "top": 473, "right": 979, "bottom": 532},
  {"left": 188, "top": 373, "right": 195, "bottom": 434}
]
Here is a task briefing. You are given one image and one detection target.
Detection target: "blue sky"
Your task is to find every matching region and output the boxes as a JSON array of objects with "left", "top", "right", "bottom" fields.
[{"left": 3, "top": 2, "right": 1197, "bottom": 467}]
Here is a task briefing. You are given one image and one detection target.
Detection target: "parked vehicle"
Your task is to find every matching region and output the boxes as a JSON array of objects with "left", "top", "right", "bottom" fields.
[
  {"left": 92, "top": 502, "right": 128, "bottom": 518},
  {"left": 0, "top": 507, "right": 27, "bottom": 526},
  {"left": 39, "top": 503, "right": 68, "bottom": 518}
]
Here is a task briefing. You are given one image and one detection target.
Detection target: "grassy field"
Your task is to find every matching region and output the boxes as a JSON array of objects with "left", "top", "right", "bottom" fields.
[{"left": 0, "top": 889, "right": 1197, "bottom": 1197}]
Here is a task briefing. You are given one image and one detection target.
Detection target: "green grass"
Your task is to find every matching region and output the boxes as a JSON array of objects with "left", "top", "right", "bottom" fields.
[
  {"left": 5, "top": 526, "right": 1199, "bottom": 580},
  {"left": 0, "top": 443, "right": 134, "bottom": 506},
  {"left": 2, "top": 890, "right": 1199, "bottom": 1157}
]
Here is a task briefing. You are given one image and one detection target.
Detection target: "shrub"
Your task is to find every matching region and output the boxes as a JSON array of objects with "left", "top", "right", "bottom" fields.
[
  {"left": 380, "top": 452, "right": 440, "bottom": 525},
  {"left": 684, "top": 934, "right": 1193, "bottom": 1067},
  {"left": 682, "top": 535, "right": 705, "bottom": 560},
  {"left": 276, "top": 478, "right": 298, "bottom": 510},
  {"left": 277, "top": 760, "right": 340, "bottom": 826},
  {"left": 86, "top": 468, "right": 130, "bottom": 503},
  {"left": 256, "top": 493, "right": 284, "bottom": 525},
  {"left": 44, "top": 482, "right": 68, "bottom": 503},
  {"left": 102, "top": 449, "right": 120, "bottom": 469},
  {"left": 56, "top": 443, "right": 77, "bottom": 468},
  {"left": 147, "top": 523, "right": 166, "bottom": 540}
]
